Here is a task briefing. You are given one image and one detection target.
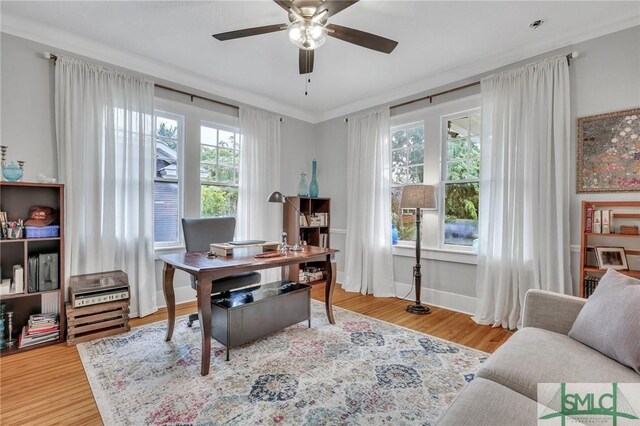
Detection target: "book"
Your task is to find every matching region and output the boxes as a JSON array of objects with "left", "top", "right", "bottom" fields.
[
  {"left": 585, "top": 205, "right": 594, "bottom": 233},
  {"left": 13, "top": 264, "right": 23, "bottom": 293},
  {"left": 602, "top": 209, "right": 610, "bottom": 234},
  {"left": 593, "top": 210, "right": 602, "bottom": 233}
]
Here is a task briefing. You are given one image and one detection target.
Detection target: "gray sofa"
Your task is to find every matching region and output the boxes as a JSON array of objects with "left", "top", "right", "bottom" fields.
[{"left": 436, "top": 289, "right": 640, "bottom": 425}]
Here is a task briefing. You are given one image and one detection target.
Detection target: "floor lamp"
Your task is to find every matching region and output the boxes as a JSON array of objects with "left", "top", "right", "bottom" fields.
[{"left": 400, "top": 184, "right": 436, "bottom": 315}]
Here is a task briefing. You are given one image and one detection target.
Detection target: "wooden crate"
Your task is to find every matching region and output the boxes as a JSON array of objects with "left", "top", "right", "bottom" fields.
[{"left": 66, "top": 300, "right": 130, "bottom": 345}]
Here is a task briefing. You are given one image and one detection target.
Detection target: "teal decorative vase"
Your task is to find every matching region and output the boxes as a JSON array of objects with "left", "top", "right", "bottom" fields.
[
  {"left": 297, "top": 173, "right": 309, "bottom": 197},
  {"left": 309, "top": 160, "right": 319, "bottom": 197}
]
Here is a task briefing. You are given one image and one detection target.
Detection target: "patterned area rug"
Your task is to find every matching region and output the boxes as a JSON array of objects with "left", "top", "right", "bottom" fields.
[{"left": 78, "top": 300, "right": 487, "bottom": 425}]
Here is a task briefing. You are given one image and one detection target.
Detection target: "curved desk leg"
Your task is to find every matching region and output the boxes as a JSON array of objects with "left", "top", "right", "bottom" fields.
[
  {"left": 324, "top": 254, "right": 336, "bottom": 324},
  {"left": 163, "top": 263, "right": 176, "bottom": 342},
  {"left": 197, "top": 275, "right": 213, "bottom": 376}
]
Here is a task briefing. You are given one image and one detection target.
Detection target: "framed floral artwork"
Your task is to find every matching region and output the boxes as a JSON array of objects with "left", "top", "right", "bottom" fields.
[{"left": 577, "top": 108, "right": 640, "bottom": 192}]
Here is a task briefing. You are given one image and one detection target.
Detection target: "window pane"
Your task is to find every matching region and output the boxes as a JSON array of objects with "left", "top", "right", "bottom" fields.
[
  {"left": 407, "top": 165, "right": 423, "bottom": 183},
  {"left": 218, "top": 166, "right": 235, "bottom": 183},
  {"left": 391, "top": 130, "right": 408, "bottom": 150},
  {"left": 201, "top": 185, "right": 238, "bottom": 217},
  {"left": 154, "top": 181, "right": 179, "bottom": 243},
  {"left": 448, "top": 117, "right": 469, "bottom": 138},
  {"left": 408, "top": 146, "right": 424, "bottom": 166},
  {"left": 444, "top": 182, "right": 479, "bottom": 246},
  {"left": 218, "top": 148, "right": 234, "bottom": 167},
  {"left": 201, "top": 126, "right": 218, "bottom": 146},
  {"left": 156, "top": 117, "right": 178, "bottom": 139},
  {"left": 392, "top": 166, "right": 408, "bottom": 184},
  {"left": 469, "top": 136, "right": 480, "bottom": 157},
  {"left": 469, "top": 115, "right": 481, "bottom": 136},
  {"left": 156, "top": 137, "right": 177, "bottom": 178},
  {"left": 201, "top": 163, "right": 217, "bottom": 182},
  {"left": 218, "top": 130, "right": 235, "bottom": 148},
  {"left": 468, "top": 158, "right": 480, "bottom": 179},
  {"left": 407, "top": 127, "right": 424, "bottom": 147},
  {"left": 392, "top": 149, "right": 408, "bottom": 168},
  {"left": 391, "top": 187, "right": 416, "bottom": 242},
  {"left": 447, "top": 161, "right": 468, "bottom": 180},
  {"left": 447, "top": 138, "right": 467, "bottom": 160}
]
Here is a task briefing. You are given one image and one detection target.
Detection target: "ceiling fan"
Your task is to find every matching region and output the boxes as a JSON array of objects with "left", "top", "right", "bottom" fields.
[{"left": 212, "top": 0, "right": 398, "bottom": 75}]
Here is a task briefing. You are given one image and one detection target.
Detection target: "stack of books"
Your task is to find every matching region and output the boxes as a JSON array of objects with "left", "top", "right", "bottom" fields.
[{"left": 18, "top": 313, "right": 60, "bottom": 348}]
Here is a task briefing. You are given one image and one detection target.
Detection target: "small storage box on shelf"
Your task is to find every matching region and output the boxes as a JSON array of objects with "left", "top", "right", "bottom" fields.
[{"left": 25, "top": 225, "right": 60, "bottom": 238}]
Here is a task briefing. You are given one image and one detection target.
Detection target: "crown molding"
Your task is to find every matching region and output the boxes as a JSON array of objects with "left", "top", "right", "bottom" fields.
[
  {"left": 0, "top": 13, "right": 317, "bottom": 124},
  {"left": 318, "top": 18, "right": 640, "bottom": 123}
]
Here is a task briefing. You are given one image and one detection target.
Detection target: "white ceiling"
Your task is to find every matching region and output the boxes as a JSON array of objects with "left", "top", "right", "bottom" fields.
[{"left": 1, "top": 1, "right": 639, "bottom": 123}]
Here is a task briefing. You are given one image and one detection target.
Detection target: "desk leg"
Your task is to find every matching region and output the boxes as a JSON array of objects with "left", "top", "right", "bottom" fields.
[
  {"left": 163, "top": 263, "right": 176, "bottom": 342},
  {"left": 324, "top": 254, "right": 336, "bottom": 324},
  {"left": 197, "top": 275, "right": 213, "bottom": 376}
]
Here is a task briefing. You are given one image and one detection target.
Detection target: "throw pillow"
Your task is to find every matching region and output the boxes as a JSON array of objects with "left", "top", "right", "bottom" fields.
[{"left": 569, "top": 269, "right": 640, "bottom": 373}]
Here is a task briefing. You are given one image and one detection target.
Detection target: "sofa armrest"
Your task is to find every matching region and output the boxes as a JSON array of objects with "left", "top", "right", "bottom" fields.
[{"left": 522, "top": 289, "right": 586, "bottom": 335}]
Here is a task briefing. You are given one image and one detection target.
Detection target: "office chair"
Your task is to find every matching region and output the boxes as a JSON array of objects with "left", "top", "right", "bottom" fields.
[{"left": 181, "top": 217, "right": 261, "bottom": 327}]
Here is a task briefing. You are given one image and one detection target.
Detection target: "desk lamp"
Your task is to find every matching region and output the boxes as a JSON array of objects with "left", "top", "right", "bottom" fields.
[
  {"left": 267, "top": 191, "right": 304, "bottom": 251},
  {"left": 400, "top": 184, "right": 436, "bottom": 315}
]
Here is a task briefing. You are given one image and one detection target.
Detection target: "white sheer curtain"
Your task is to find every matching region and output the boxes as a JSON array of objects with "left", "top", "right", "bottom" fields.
[
  {"left": 344, "top": 108, "right": 395, "bottom": 296},
  {"left": 237, "top": 107, "right": 281, "bottom": 282},
  {"left": 474, "top": 55, "right": 572, "bottom": 329},
  {"left": 55, "top": 56, "right": 156, "bottom": 317}
]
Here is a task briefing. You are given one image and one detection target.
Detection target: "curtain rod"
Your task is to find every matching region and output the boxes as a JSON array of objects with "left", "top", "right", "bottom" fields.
[
  {"left": 43, "top": 52, "right": 248, "bottom": 114},
  {"left": 389, "top": 51, "right": 579, "bottom": 111}
]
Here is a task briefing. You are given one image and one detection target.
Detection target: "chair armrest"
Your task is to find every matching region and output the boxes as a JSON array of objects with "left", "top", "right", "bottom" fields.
[{"left": 522, "top": 289, "right": 586, "bottom": 335}]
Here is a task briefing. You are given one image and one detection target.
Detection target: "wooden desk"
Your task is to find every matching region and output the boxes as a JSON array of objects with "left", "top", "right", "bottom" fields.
[{"left": 160, "top": 246, "right": 338, "bottom": 376}]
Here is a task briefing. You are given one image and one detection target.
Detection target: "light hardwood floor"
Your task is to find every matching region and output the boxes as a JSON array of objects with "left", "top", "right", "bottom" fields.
[{"left": 0, "top": 283, "right": 512, "bottom": 425}]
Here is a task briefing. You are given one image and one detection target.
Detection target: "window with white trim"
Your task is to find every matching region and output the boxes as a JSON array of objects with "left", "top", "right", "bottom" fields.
[
  {"left": 391, "top": 122, "right": 424, "bottom": 242},
  {"left": 200, "top": 122, "right": 240, "bottom": 217},
  {"left": 442, "top": 112, "right": 480, "bottom": 248},
  {"left": 153, "top": 111, "right": 183, "bottom": 246},
  {"left": 390, "top": 95, "right": 481, "bottom": 252}
]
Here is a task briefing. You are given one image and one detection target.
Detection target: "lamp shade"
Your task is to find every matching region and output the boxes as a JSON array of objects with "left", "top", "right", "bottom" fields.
[
  {"left": 400, "top": 185, "right": 436, "bottom": 210},
  {"left": 267, "top": 191, "right": 285, "bottom": 203}
]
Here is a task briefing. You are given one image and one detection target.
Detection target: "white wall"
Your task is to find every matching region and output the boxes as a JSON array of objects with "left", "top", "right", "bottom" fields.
[{"left": 313, "top": 26, "right": 640, "bottom": 312}]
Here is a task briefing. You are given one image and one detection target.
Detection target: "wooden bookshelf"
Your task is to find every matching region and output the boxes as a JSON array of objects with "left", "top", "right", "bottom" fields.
[
  {"left": 0, "top": 181, "right": 65, "bottom": 354},
  {"left": 579, "top": 200, "right": 640, "bottom": 298},
  {"left": 283, "top": 196, "right": 331, "bottom": 283}
]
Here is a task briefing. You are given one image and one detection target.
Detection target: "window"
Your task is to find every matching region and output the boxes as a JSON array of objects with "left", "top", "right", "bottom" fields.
[
  {"left": 200, "top": 122, "right": 240, "bottom": 217},
  {"left": 391, "top": 123, "right": 424, "bottom": 242},
  {"left": 442, "top": 112, "right": 480, "bottom": 248},
  {"left": 154, "top": 111, "right": 183, "bottom": 246}
]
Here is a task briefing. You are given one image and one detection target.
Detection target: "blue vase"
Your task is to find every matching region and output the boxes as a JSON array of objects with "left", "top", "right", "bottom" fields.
[
  {"left": 392, "top": 224, "right": 398, "bottom": 245},
  {"left": 309, "top": 160, "right": 319, "bottom": 197},
  {"left": 297, "top": 173, "right": 309, "bottom": 197}
]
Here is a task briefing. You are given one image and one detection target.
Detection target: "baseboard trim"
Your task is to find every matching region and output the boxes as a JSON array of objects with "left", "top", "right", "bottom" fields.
[{"left": 394, "top": 281, "right": 477, "bottom": 315}]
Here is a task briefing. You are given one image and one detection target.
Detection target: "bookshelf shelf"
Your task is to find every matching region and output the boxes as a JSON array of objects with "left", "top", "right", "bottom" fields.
[
  {"left": 0, "top": 181, "right": 65, "bottom": 355},
  {"left": 283, "top": 196, "right": 331, "bottom": 284},
  {"left": 580, "top": 200, "right": 640, "bottom": 298}
]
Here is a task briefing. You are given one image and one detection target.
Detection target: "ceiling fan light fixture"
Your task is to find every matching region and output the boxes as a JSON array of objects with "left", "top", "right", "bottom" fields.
[{"left": 288, "top": 20, "right": 327, "bottom": 50}]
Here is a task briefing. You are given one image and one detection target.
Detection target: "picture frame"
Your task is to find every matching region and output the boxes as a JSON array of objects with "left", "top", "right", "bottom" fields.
[
  {"left": 595, "top": 246, "right": 629, "bottom": 270},
  {"left": 576, "top": 107, "right": 640, "bottom": 193}
]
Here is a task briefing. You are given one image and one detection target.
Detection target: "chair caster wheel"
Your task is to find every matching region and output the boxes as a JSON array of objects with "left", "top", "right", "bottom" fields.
[{"left": 187, "top": 321, "right": 193, "bottom": 327}]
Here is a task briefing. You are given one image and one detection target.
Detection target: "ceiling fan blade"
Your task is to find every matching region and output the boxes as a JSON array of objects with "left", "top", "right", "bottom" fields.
[
  {"left": 322, "top": 1, "right": 359, "bottom": 17},
  {"left": 212, "top": 24, "right": 286, "bottom": 41},
  {"left": 299, "top": 49, "right": 314, "bottom": 74},
  {"left": 326, "top": 23, "right": 398, "bottom": 53}
]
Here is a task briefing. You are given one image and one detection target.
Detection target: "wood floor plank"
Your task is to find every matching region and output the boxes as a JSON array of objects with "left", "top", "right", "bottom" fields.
[{"left": 1, "top": 283, "right": 511, "bottom": 425}]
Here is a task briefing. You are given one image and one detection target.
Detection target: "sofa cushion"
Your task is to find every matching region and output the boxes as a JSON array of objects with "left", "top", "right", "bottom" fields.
[
  {"left": 435, "top": 377, "right": 537, "bottom": 426},
  {"left": 476, "top": 327, "right": 640, "bottom": 401},
  {"left": 568, "top": 269, "right": 640, "bottom": 373}
]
